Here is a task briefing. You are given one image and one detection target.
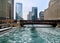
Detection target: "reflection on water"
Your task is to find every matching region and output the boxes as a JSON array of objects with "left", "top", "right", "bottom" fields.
[
  {"left": 0, "top": 25, "right": 60, "bottom": 43},
  {"left": 31, "top": 27, "right": 39, "bottom": 38},
  {"left": 30, "top": 27, "right": 46, "bottom": 43}
]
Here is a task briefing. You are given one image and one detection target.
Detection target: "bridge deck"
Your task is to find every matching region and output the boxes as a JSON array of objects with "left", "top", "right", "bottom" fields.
[{"left": 20, "top": 20, "right": 60, "bottom": 27}]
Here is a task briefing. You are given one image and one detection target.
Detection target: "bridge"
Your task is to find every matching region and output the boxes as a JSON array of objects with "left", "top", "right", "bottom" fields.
[{"left": 20, "top": 20, "right": 60, "bottom": 27}]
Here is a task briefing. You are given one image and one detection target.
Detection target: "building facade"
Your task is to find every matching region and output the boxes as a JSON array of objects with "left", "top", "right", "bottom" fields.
[
  {"left": 32, "top": 7, "right": 37, "bottom": 20},
  {"left": 16, "top": 3, "right": 23, "bottom": 20},
  {"left": 0, "top": 0, "right": 14, "bottom": 20},
  {"left": 27, "top": 11, "right": 32, "bottom": 20},
  {"left": 44, "top": 0, "right": 60, "bottom": 20},
  {"left": 8, "top": 0, "right": 14, "bottom": 20},
  {"left": 39, "top": 11, "right": 44, "bottom": 20}
]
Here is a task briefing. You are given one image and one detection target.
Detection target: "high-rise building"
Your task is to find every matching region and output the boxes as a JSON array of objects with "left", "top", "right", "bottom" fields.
[
  {"left": 0, "top": 0, "right": 14, "bottom": 20},
  {"left": 8, "top": 0, "right": 14, "bottom": 20},
  {"left": 39, "top": 11, "right": 44, "bottom": 20},
  {"left": 27, "top": 14, "right": 30, "bottom": 20},
  {"left": 27, "top": 11, "right": 32, "bottom": 20},
  {"left": 16, "top": 3, "right": 23, "bottom": 20},
  {"left": 32, "top": 7, "right": 37, "bottom": 20}
]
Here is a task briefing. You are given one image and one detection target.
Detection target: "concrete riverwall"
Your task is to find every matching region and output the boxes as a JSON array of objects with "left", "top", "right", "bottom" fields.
[{"left": 56, "top": 23, "right": 60, "bottom": 27}]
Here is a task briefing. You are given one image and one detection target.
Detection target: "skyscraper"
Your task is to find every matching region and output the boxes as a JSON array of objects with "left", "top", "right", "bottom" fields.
[
  {"left": 8, "top": 0, "right": 14, "bottom": 20},
  {"left": 32, "top": 7, "right": 37, "bottom": 20},
  {"left": 16, "top": 3, "right": 22, "bottom": 20},
  {"left": 27, "top": 11, "right": 32, "bottom": 20},
  {"left": 39, "top": 11, "right": 44, "bottom": 20},
  {"left": 0, "top": 0, "right": 14, "bottom": 20}
]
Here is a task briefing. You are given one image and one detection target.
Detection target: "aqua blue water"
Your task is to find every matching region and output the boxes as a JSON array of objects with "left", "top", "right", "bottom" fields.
[{"left": 0, "top": 25, "right": 60, "bottom": 43}]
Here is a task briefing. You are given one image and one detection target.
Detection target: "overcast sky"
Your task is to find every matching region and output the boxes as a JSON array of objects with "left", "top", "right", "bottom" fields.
[{"left": 14, "top": 0, "right": 50, "bottom": 20}]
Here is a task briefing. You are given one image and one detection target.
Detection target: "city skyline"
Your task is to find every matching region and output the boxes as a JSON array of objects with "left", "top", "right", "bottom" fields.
[{"left": 14, "top": 0, "right": 50, "bottom": 20}]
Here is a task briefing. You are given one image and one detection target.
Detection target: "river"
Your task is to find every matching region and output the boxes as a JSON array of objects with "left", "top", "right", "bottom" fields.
[{"left": 0, "top": 25, "right": 60, "bottom": 43}]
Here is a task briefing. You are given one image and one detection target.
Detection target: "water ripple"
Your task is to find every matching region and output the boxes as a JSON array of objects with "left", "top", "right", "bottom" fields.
[{"left": 0, "top": 27, "right": 60, "bottom": 43}]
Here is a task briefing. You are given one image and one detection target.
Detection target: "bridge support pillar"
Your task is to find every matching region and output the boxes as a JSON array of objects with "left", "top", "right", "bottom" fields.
[
  {"left": 17, "top": 22, "right": 20, "bottom": 27},
  {"left": 20, "top": 24, "right": 23, "bottom": 27},
  {"left": 52, "top": 24, "right": 57, "bottom": 27},
  {"left": 0, "top": 26, "right": 2, "bottom": 29},
  {"left": 20, "top": 22, "right": 23, "bottom": 27},
  {"left": 56, "top": 23, "right": 60, "bottom": 27}
]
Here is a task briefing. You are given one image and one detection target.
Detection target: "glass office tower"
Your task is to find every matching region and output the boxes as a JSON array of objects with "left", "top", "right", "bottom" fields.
[
  {"left": 16, "top": 3, "right": 22, "bottom": 20},
  {"left": 32, "top": 7, "right": 37, "bottom": 20}
]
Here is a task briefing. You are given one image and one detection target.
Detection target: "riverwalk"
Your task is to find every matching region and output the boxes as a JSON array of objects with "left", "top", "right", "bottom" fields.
[{"left": 0, "top": 27, "right": 17, "bottom": 35}]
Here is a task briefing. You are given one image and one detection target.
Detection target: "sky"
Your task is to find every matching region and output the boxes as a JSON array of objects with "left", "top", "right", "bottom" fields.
[{"left": 14, "top": 0, "right": 50, "bottom": 20}]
